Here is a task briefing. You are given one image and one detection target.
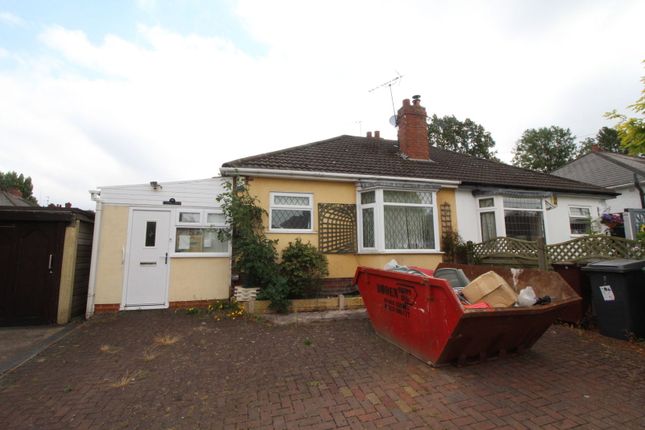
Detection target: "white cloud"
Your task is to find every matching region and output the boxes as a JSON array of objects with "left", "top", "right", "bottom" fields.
[
  {"left": 0, "top": 11, "right": 24, "bottom": 27},
  {"left": 0, "top": 1, "right": 644, "bottom": 208}
]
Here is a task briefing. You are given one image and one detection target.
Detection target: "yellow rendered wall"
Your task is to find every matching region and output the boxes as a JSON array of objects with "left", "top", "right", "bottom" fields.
[
  {"left": 246, "top": 177, "right": 456, "bottom": 278},
  {"left": 169, "top": 258, "right": 231, "bottom": 301},
  {"left": 94, "top": 205, "right": 129, "bottom": 304},
  {"left": 248, "top": 177, "right": 356, "bottom": 252},
  {"left": 57, "top": 221, "right": 79, "bottom": 323}
]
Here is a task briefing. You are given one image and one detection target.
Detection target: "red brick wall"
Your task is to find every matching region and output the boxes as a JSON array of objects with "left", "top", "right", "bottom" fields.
[{"left": 397, "top": 98, "right": 429, "bottom": 160}]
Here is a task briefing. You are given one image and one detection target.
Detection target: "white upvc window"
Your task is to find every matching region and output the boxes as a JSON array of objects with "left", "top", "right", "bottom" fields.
[
  {"left": 477, "top": 197, "right": 497, "bottom": 242},
  {"left": 358, "top": 188, "right": 439, "bottom": 253},
  {"left": 502, "top": 197, "right": 546, "bottom": 241},
  {"left": 269, "top": 192, "right": 313, "bottom": 233},
  {"left": 569, "top": 206, "right": 592, "bottom": 236},
  {"left": 174, "top": 209, "right": 229, "bottom": 256}
]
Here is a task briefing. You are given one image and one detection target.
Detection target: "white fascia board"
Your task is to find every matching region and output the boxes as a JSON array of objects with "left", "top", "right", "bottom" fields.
[{"left": 219, "top": 167, "right": 460, "bottom": 187}]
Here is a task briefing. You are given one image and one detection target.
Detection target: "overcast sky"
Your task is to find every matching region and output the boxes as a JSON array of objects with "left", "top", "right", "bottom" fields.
[{"left": 0, "top": 0, "right": 643, "bottom": 209}]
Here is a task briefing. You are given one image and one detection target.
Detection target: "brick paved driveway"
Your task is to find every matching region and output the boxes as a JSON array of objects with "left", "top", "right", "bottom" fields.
[{"left": 0, "top": 310, "right": 643, "bottom": 430}]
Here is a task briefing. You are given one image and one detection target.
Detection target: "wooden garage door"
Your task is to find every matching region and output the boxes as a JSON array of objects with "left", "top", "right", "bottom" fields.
[{"left": 0, "top": 221, "right": 65, "bottom": 326}]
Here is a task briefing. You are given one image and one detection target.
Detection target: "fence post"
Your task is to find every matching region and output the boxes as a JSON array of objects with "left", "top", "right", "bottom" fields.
[
  {"left": 537, "top": 237, "right": 548, "bottom": 271},
  {"left": 466, "top": 241, "right": 474, "bottom": 265}
]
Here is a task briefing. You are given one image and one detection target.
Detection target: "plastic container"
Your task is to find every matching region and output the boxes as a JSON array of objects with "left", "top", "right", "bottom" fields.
[
  {"left": 582, "top": 259, "right": 645, "bottom": 340},
  {"left": 355, "top": 265, "right": 580, "bottom": 366},
  {"left": 551, "top": 262, "right": 595, "bottom": 324}
]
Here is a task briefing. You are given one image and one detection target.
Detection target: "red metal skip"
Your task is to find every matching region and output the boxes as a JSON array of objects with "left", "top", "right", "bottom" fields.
[{"left": 355, "top": 266, "right": 581, "bottom": 366}]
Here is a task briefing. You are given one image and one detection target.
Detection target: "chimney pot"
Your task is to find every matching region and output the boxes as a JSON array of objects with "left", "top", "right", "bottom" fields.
[
  {"left": 591, "top": 144, "right": 600, "bottom": 153},
  {"left": 374, "top": 131, "right": 380, "bottom": 139},
  {"left": 366, "top": 131, "right": 372, "bottom": 138}
]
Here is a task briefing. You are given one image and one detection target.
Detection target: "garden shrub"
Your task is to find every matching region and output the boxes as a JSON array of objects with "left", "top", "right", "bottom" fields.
[
  {"left": 257, "top": 276, "right": 291, "bottom": 314},
  {"left": 280, "top": 239, "right": 329, "bottom": 299}
]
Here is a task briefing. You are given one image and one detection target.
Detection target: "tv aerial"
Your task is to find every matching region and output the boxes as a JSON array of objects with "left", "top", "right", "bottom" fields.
[{"left": 368, "top": 72, "right": 403, "bottom": 127}]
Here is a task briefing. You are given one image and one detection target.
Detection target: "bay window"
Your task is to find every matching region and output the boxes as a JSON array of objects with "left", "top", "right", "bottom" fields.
[
  {"left": 503, "top": 197, "right": 545, "bottom": 241},
  {"left": 358, "top": 187, "right": 439, "bottom": 253}
]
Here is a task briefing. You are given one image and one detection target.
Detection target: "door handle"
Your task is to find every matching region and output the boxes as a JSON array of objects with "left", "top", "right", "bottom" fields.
[
  {"left": 165, "top": 252, "right": 168, "bottom": 264},
  {"left": 48, "top": 254, "right": 53, "bottom": 274}
]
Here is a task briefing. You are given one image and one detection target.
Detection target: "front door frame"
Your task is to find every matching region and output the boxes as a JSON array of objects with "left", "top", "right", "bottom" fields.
[{"left": 121, "top": 207, "right": 172, "bottom": 310}]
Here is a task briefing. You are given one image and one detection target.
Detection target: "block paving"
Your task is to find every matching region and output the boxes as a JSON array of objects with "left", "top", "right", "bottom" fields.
[{"left": 0, "top": 310, "right": 643, "bottom": 429}]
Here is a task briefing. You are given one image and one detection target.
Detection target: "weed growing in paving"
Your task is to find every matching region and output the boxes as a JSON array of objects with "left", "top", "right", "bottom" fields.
[
  {"left": 99, "top": 344, "right": 121, "bottom": 354},
  {"left": 154, "top": 335, "right": 180, "bottom": 346},
  {"left": 110, "top": 370, "right": 143, "bottom": 388}
]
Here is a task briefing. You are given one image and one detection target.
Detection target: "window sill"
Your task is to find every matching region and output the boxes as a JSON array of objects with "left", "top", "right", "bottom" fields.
[
  {"left": 268, "top": 229, "right": 316, "bottom": 234},
  {"left": 358, "top": 250, "right": 444, "bottom": 255},
  {"left": 171, "top": 253, "right": 231, "bottom": 258}
]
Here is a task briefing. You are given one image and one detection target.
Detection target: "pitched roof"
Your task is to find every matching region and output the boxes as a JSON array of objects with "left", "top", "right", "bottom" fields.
[
  {"left": 222, "top": 135, "right": 615, "bottom": 196},
  {"left": 0, "top": 190, "right": 37, "bottom": 207},
  {"left": 552, "top": 151, "right": 645, "bottom": 188}
]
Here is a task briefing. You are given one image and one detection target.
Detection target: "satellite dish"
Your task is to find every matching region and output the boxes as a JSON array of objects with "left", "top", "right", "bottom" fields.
[{"left": 389, "top": 115, "right": 397, "bottom": 127}]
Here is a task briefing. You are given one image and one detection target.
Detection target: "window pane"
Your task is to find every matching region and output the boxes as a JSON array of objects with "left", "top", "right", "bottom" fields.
[
  {"left": 384, "top": 190, "right": 432, "bottom": 205},
  {"left": 145, "top": 221, "right": 156, "bottom": 247},
  {"left": 271, "top": 209, "right": 312, "bottom": 229},
  {"left": 175, "top": 228, "right": 228, "bottom": 253},
  {"left": 362, "top": 207, "right": 374, "bottom": 248},
  {"left": 384, "top": 206, "right": 435, "bottom": 249},
  {"left": 503, "top": 197, "right": 542, "bottom": 210},
  {"left": 479, "top": 198, "right": 494, "bottom": 208},
  {"left": 206, "top": 213, "right": 226, "bottom": 224},
  {"left": 179, "top": 212, "right": 200, "bottom": 223},
  {"left": 504, "top": 210, "right": 544, "bottom": 241},
  {"left": 570, "top": 207, "right": 590, "bottom": 217},
  {"left": 361, "top": 191, "right": 375, "bottom": 204},
  {"left": 480, "top": 211, "right": 496, "bottom": 242},
  {"left": 570, "top": 218, "right": 591, "bottom": 235},
  {"left": 274, "top": 195, "right": 310, "bottom": 206}
]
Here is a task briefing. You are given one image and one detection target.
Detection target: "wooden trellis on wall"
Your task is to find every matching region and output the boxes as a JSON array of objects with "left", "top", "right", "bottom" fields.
[
  {"left": 318, "top": 203, "right": 357, "bottom": 254},
  {"left": 440, "top": 202, "right": 452, "bottom": 234}
]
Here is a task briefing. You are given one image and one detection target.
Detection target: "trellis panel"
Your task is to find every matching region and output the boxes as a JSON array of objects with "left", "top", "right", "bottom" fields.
[{"left": 318, "top": 203, "right": 357, "bottom": 254}]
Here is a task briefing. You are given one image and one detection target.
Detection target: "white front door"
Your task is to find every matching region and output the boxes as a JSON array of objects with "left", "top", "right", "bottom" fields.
[{"left": 124, "top": 210, "right": 171, "bottom": 308}]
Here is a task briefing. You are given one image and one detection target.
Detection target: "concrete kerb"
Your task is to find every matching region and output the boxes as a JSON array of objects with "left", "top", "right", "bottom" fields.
[
  {"left": 260, "top": 308, "right": 367, "bottom": 325},
  {"left": 0, "top": 319, "right": 83, "bottom": 378}
]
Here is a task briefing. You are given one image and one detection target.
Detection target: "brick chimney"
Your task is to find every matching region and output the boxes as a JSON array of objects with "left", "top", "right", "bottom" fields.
[
  {"left": 397, "top": 95, "right": 429, "bottom": 160},
  {"left": 7, "top": 187, "right": 22, "bottom": 198},
  {"left": 591, "top": 144, "right": 601, "bottom": 153}
]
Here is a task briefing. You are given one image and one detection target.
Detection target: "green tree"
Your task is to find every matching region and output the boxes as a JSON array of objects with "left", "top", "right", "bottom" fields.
[
  {"left": 427, "top": 114, "right": 499, "bottom": 160},
  {"left": 576, "top": 127, "right": 625, "bottom": 156},
  {"left": 606, "top": 63, "right": 645, "bottom": 155},
  {"left": 0, "top": 171, "right": 38, "bottom": 204},
  {"left": 511, "top": 126, "right": 577, "bottom": 173}
]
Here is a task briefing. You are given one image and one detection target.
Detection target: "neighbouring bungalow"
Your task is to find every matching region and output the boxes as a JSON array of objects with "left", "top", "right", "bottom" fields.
[
  {"left": 86, "top": 178, "right": 231, "bottom": 316},
  {"left": 552, "top": 145, "right": 645, "bottom": 212},
  {"left": 220, "top": 97, "right": 617, "bottom": 292}
]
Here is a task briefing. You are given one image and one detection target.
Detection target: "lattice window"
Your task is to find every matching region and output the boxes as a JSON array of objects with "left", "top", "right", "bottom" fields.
[{"left": 318, "top": 203, "right": 357, "bottom": 254}]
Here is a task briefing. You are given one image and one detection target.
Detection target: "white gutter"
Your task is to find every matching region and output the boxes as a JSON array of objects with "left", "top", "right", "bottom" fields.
[
  {"left": 85, "top": 190, "right": 102, "bottom": 319},
  {"left": 219, "top": 167, "right": 460, "bottom": 187}
]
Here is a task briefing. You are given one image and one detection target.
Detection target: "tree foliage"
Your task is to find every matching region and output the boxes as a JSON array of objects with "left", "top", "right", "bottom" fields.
[
  {"left": 427, "top": 114, "right": 499, "bottom": 160},
  {"left": 605, "top": 61, "right": 645, "bottom": 155},
  {"left": 511, "top": 126, "right": 577, "bottom": 173},
  {"left": 576, "top": 127, "right": 625, "bottom": 156},
  {"left": 0, "top": 171, "right": 38, "bottom": 204}
]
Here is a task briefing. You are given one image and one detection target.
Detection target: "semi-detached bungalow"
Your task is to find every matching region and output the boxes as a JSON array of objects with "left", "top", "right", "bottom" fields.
[{"left": 220, "top": 97, "right": 617, "bottom": 291}]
